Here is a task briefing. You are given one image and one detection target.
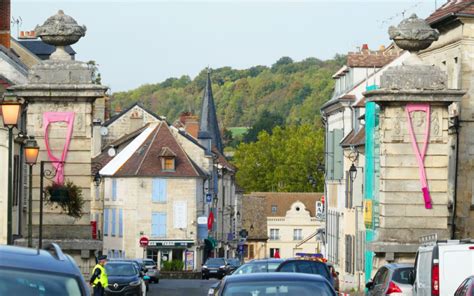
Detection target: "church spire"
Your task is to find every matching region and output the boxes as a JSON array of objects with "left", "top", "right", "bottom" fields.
[{"left": 198, "top": 68, "right": 223, "bottom": 153}]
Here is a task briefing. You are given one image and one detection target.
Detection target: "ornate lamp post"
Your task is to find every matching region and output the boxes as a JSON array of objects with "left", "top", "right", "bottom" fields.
[
  {"left": 24, "top": 137, "right": 39, "bottom": 247},
  {"left": 1, "top": 95, "right": 21, "bottom": 245}
]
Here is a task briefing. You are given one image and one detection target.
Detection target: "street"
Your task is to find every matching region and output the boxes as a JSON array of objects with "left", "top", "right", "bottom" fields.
[{"left": 148, "top": 279, "right": 219, "bottom": 296}]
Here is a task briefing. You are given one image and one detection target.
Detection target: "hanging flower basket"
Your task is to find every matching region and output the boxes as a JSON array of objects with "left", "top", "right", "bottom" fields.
[{"left": 45, "top": 180, "right": 85, "bottom": 219}]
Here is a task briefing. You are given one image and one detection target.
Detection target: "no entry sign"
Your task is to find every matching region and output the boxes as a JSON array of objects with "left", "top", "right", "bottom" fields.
[{"left": 139, "top": 236, "right": 149, "bottom": 247}]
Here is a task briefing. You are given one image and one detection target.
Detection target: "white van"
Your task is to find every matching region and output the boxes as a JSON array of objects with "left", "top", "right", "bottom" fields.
[{"left": 413, "top": 235, "right": 474, "bottom": 296}]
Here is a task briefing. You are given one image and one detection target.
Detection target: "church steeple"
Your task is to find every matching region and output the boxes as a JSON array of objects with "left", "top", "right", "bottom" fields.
[{"left": 198, "top": 69, "right": 223, "bottom": 153}]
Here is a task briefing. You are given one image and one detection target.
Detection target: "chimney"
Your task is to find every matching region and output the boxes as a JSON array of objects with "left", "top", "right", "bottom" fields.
[
  {"left": 379, "top": 45, "right": 386, "bottom": 52},
  {"left": 0, "top": 0, "right": 11, "bottom": 48},
  {"left": 361, "top": 44, "right": 369, "bottom": 53},
  {"left": 179, "top": 112, "right": 199, "bottom": 138},
  {"left": 114, "top": 104, "right": 122, "bottom": 115}
]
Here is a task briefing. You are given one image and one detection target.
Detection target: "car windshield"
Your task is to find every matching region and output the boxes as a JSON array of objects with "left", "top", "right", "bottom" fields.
[
  {"left": 278, "top": 261, "right": 330, "bottom": 280},
  {"left": 392, "top": 267, "right": 413, "bottom": 284},
  {"left": 234, "top": 262, "right": 281, "bottom": 274},
  {"left": 228, "top": 259, "right": 240, "bottom": 266},
  {"left": 206, "top": 258, "right": 225, "bottom": 266},
  {"left": 0, "top": 268, "right": 83, "bottom": 296},
  {"left": 143, "top": 259, "right": 155, "bottom": 266},
  {"left": 106, "top": 263, "right": 137, "bottom": 276},
  {"left": 222, "top": 280, "right": 334, "bottom": 296}
]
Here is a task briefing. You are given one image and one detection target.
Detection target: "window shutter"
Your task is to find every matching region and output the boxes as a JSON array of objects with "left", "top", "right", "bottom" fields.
[
  {"left": 158, "top": 213, "right": 167, "bottom": 237},
  {"left": 173, "top": 201, "right": 187, "bottom": 228},
  {"left": 333, "top": 129, "right": 344, "bottom": 180},
  {"left": 152, "top": 178, "right": 167, "bottom": 202},
  {"left": 119, "top": 209, "right": 123, "bottom": 237},
  {"left": 104, "top": 209, "right": 109, "bottom": 236},
  {"left": 111, "top": 208, "right": 116, "bottom": 236},
  {"left": 151, "top": 213, "right": 159, "bottom": 237},
  {"left": 112, "top": 179, "right": 117, "bottom": 201},
  {"left": 327, "top": 130, "right": 334, "bottom": 180}
]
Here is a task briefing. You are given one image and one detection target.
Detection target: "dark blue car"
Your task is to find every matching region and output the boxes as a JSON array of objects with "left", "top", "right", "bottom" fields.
[
  {"left": 0, "top": 243, "right": 90, "bottom": 295},
  {"left": 215, "top": 272, "right": 336, "bottom": 296},
  {"left": 275, "top": 259, "right": 335, "bottom": 288}
]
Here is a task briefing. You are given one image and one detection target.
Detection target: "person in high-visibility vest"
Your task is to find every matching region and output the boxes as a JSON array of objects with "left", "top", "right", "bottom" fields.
[{"left": 90, "top": 255, "right": 108, "bottom": 296}]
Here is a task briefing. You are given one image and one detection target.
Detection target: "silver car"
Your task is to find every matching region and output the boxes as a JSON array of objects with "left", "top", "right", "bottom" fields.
[
  {"left": 366, "top": 263, "right": 414, "bottom": 296},
  {"left": 136, "top": 258, "right": 160, "bottom": 284}
]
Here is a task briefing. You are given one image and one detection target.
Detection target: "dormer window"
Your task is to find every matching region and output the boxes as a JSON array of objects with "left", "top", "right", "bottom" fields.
[{"left": 159, "top": 147, "right": 176, "bottom": 172}]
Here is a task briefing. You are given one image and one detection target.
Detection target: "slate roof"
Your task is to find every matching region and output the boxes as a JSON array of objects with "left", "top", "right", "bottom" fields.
[
  {"left": 0, "top": 45, "right": 28, "bottom": 72},
  {"left": 114, "top": 122, "right": 205, "bottom": 177},
  {"left": 17, "top": 40, "right": 75, "bottom": 59},
  {"left": 426, "top": 0, "right": 474, "bottom": 26},
  {"left": 249, "top": 192, "right": 323, "bottom": 218},
  {"left": 103, "top": 102, "right": 163, "bottom": 127},
  {"left": 347, "top": 51, "right": 399, "bottom": 68},
  {"left": 199, "top": 71, "right": 224, "bottom": 153}
]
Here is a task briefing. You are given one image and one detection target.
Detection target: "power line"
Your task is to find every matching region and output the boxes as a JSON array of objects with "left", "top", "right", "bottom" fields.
[{"left": 376, "top": 0, "right": 424, "bottom": 29}]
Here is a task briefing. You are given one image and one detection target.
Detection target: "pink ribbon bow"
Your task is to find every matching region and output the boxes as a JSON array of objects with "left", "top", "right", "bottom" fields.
[
  {"left": 43, "top": 112, "right": 75, "bottom": 184},
  {"left": 405, "top": 104, "right": 432, "bottom": 209}
]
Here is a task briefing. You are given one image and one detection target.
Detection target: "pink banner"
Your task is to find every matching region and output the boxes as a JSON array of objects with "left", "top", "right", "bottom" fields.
[
  {"left": 43, "top": 112, "right": 75, "bottom": 184},
  {"left": 405, "top": 104, "right": 432, "bottom": 209}
]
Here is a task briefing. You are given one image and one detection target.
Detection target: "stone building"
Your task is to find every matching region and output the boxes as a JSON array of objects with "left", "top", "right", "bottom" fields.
[
  {"left": 420, "top": 0, "right": 474, "bottom": 239},
  {"left": 9, "top": 10, "right": 107, "bottom": 277},
  {"left": 241, "top": 195, "right": 268, "bottom": 261},
  {"left": 99, "top": 121, "right": 207, "bottom": 269}
]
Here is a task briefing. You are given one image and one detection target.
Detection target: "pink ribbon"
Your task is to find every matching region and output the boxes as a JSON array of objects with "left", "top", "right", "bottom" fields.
[
  {"left": 43, "top": 112, "right": 75, "bottom": 184},
  {"left": 405, "top": 104, "right": 432, "bottom": 209}
]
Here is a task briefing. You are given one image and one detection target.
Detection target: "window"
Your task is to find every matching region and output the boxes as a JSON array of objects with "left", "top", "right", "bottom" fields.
[
  {"left": 271, "top": 205, "right": 277, "bottom": 214},
  {"left": 326, "top": 129, "right": 344, "bottom": 180},
  {"left": 345, "top": 171, "right": 354, "bottom": 208},
  {"left": 118, "top": 209, "right": 123, "bottom": 237},
  {"left": 293, "top": 229, "right": 303, "bottom": 240},
  {"left": 152, "top": 212, "right": 167, "bottom": 237},
  {"left": 152, "top": 178, "right": 167, "bottom": 202},
  {"left": 104, "top": 209, "right": 109, "bottom": 236},
  {"left": 111, "top": 208, "right": 116, "bottom": 236},
  {"left": 111, "top": 179, "right": 117, "bottom": 201},
  {"left": 345, "top": 234, "right": 355, "bottom": 274},
  {"left": 164, "top": 158, "right": 175, "bottom": 171},
  {"left": 269, "top": 229, "right": 280, "bottom": 240},
  {"left": 249, "top": 244, "right": 255, "bottom": 259}
]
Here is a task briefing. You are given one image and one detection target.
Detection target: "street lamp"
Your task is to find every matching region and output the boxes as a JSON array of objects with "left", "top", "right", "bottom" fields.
[
  {"left": 1, "top": 96, "right": 22, "bottom": 245},
  {"left": 349, "top": 163, "right": 357, "bottom": 183},
  {"left": 24, "top": 137, "right": 39, "bottom": 247},
  {"left": 93, "top": 172, "right": 102, "bottom": 187}
]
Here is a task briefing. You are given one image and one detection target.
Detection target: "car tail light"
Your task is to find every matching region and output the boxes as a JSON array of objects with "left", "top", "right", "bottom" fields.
[
  {"left": 386, "top": 281, "right": 402, "bottom": 294},
  {"left": 432, "top": 263, "right": 439, "bottom": 296}
]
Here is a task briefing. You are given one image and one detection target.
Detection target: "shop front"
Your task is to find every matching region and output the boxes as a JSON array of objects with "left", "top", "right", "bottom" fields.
[{"left": 146, "top": 239, "right": 198, "bottom": 271}]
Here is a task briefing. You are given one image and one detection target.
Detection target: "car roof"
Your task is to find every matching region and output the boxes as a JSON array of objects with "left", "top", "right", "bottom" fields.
[
  {"left": 0, "top": 245, "right": 80, "bottom": 276},
  {"left": 248, "top": 258, "right": 284, "bottom": 263},
  {"left": 384, "top": 263, "right": 414, "bottom": 269},
  {"left": 224, "top": 272, "right": 328, "bottom": 283},
  {"left": 107, "top": 261, "right": 136, "bottom": 265}
]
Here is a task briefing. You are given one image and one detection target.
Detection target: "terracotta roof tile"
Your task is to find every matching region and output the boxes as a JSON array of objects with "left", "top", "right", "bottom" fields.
[
  {"left": 353, "top": 97, "right": 366, "bottom": 108},
  {"left": 347, "top": 51, "right": 399, "bottom": 68},
  {"left": 426, "top": 0, "right": 474, "bottom": 25},
  {"left": 114, "top": 122, "right": 204, "bottom": 177},
  {"left": 248, "top": 192, "right": 323, "bottom": 218},
  {"left": 242, "top": 195, "right": 268, "bottom": 240}
]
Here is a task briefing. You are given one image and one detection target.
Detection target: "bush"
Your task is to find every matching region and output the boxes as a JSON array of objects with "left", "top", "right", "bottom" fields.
[{"left": 162, "top": 260, "right": 184, "bottom": 271}]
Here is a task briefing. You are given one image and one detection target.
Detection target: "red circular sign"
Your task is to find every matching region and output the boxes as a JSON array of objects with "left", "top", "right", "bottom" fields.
[
  {"left": 139, "top": 236, "right": 149, "bottom": 247},
  {"left": 321, "top": 195, "right": 325, "bottom": 204}
]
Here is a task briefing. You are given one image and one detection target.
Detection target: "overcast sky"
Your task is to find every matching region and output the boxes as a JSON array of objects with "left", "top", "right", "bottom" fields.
[{"left": 12, "top": 1, "right": 437, "bottom": 92}]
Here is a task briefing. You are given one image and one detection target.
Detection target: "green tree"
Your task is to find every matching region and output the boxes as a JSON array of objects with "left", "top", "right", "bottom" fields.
[
  {"left": 243, "top": 111, "right": 284, "bottom": 143},
  {"left": 233, "top": 124, "right": 324, "bottom": 192}
]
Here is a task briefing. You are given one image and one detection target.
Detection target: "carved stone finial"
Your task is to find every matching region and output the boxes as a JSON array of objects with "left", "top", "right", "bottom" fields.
[
  {"left": 35, "top": 10, "right": 86, "bottom": 60},
  {"left": 388, "top": 14, "right": 439, "bottom": 52}
]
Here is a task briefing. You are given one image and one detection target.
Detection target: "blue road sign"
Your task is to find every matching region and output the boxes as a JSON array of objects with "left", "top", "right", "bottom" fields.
[{"left": 206, "top": 193, "right": 212, "bottom": 203}]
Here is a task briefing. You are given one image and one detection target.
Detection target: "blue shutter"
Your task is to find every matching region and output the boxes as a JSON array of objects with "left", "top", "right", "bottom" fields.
[
  {"left": 119, "top": 209, "right": 123, "bottom": 237},
  {"left": 111, "top": 208, "right": 116, "bottom": 236},
  {"left": 152, "top": 213, "right": 159, "bottom": 237},
  {"left": 334, "top": 129, "right": 344, "bottom": 180},
  {"left": 112, "top": 179, "right": 117, "bottom": 201},
  {"left": 152, "top": 178, "right": 167, "bottom": 202},
  {"left": 158, "top": 213, "right": 167, "bottom": 237},
  {"left": 104, "top": 209, "right": 109, "bottom": 236}
]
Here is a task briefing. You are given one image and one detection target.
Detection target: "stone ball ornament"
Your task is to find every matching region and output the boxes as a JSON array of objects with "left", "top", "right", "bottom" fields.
[
  {"left": 388, "top": 14, "right": 439, "bottom": 52},
  {"left": 35, "top": 10, "right": 86, "bottom": 47}
]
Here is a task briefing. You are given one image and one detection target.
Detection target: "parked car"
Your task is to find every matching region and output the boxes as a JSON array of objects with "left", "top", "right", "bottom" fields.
[
  {"left": 213, "top": 272, "right": 337, "bottom": 296},
  {"left": 109, "top": 259, "right": 150, "bottom": 290},
  {"left": 326, "top": 263, "right": 340, "bottom": 292},
  {"left": 232, "top": 258, "right": 284, "bottom": 275},
  {"left": 454, "top": 276, "right": 474, "bottom": 296},
  {"left": 226, "top": 258, "right": 241, "bottom": 273},
  {"left": 275, "top": 258, "right": 334, "bottom": 288},
  {"left": 366, "top": 263, "right": 414, "bottom": 296},
  {"left": 413, "top": 238, "right": 474, "bottom": 296},
  {"left": 202, "top": 258, "right": 230, "bottom": 279},
  {"left": 0, "top": 243, "right": 89, "bottom": 296},
  {"left": 135, "top": 258, "right": 160, "bottom": 283},
  {"left": 104, "top": 261, "right": 149, "bottom": 296}
]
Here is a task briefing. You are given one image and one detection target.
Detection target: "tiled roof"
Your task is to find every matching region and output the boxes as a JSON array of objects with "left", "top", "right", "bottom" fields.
[
  {"left": 340, "top": 130, "right": 355, "bottom": 147},
  {"left": 341, "top": 128, "right": 365, "bottom": 148},
  {"left": 353, "top": 97, "right": 366, "bottom": 108},
  {"left": 347, "top": 51, "right": 399, "bottom": 68},
  {"left": 249, "top": 192, "right": 323, "bottom": 218},
  {"left": 426, "top": 0, "right": 474, "bottom": 25},
  {"left": 242, "top": 195, "right": 268, "bottom": 240},
  {"left": 103, "top": 102, "right": 163, "bottom": 127},
  {"left": 159, "top": 147, "right": 176, "bottom": 157},
  {"left": 114, "top": 122, "right": 205, "bottom": 177}
]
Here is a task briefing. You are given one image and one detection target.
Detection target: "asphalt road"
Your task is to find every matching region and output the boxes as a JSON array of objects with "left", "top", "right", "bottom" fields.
[{"left": 148, "top": 279, "right": 219, "bottom": 296}]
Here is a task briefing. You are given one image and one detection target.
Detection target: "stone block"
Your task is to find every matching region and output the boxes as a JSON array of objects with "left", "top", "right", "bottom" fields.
[
  {"left": 380, "top": 216, "right": 448, "bottom": 229},
  {"left": 381, "top": 143, "right": 449, "bottom": 156},
  {"left": 379, "top": 191, "right": 448, "bottom": 205},
  {"left": 381, "top": 167, "right": 447, "bottom": 180},
  {"left": 381, "top": 179, "right": 447, "bottom": 192},
  {"left": 376, "top": 228, "right": 450, "bottom": 243},
  {"left": 381, "top": 155, "right": 448, "bottom": 168}
]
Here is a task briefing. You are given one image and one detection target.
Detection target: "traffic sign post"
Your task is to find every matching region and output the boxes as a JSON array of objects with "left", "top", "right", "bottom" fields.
[
  {"left": 139, "top": 236, "right": 149, "bottom": 247},
  {"left": 206, "top": 193, "right": 212, "bottom": 203}
]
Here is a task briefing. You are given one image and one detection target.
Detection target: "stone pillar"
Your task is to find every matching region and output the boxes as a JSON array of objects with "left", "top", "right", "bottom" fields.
[
  {"left": 10, "top": 10, "right": 107, "bottom": 276},
  {"left": 363, "top": 15, "right": 465, "bottom": 270}
]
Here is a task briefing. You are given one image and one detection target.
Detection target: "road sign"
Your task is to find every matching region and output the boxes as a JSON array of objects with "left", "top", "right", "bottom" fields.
[
  {"left": 139, "top": 236, "right": 149, "bottom": 247},
  {"left": 239, "top": 229, "right": 248, "bottom": 238},
  {"left": 206, "top": 193, "right": 212, "bottom": 203},
  {"left": 237, "top": 244, "right": 244, "bottom": 254}
]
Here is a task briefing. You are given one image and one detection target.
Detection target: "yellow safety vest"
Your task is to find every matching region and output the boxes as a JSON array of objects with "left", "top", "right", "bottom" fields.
[{"left": 92, "top": 264, "right": 108, "bottom": 288}]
